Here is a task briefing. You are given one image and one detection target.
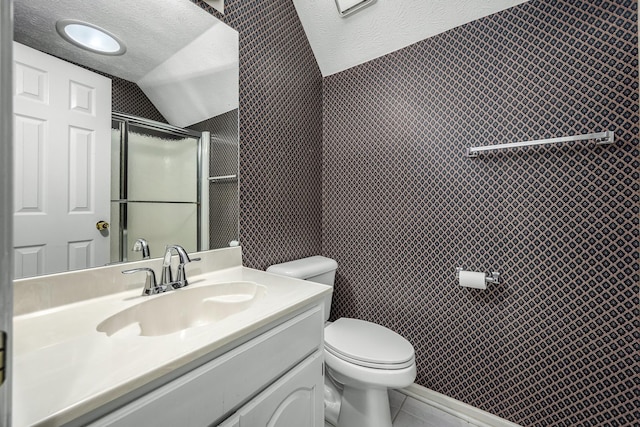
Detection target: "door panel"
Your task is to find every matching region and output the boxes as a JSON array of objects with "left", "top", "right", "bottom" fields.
[
  {"left": 13, "top": 114, "right": 44, "bottom": 213},
  {"left": 14, "top": 245, "right": 44, "bottom": 279},
  {"left": 12, "top": 42, "right": 111, "bottom": 278},
  {"left": 67, "top": 240, "right": 93, "bottom": 271},
  {"left": 68, "top": 126, "right": 94, "bottom": 212}
]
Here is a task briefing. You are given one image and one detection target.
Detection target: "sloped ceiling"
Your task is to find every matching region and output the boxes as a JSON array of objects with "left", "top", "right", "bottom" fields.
[
  {"left": 292, "top": 0, "right": 529, "bottom": 76},
  {"left": 13, "top": 0, "right": 216, "bottom": 83},
  {"left": 13, "top": 0, "right": 238, "bottom": 127}
]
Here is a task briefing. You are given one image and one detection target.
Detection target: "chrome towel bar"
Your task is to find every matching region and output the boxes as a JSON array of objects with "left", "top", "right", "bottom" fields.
[
  {"left": 208, "top": 174, "right": 237, "bottom": 182},
  {"left": 466, "top": 130, "right": 614, "bottom": 158}
]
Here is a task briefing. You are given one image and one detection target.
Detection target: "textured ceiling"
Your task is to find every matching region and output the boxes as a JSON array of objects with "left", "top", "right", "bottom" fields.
[
  {"left": 292, "top": 0, "right": 530, "bottom": 76},
  {"left": 13, "top": 0, "right": 218, "bottom": 82},
  {"left": 13, "top": 0, "right": 239, "bottom": 127}
]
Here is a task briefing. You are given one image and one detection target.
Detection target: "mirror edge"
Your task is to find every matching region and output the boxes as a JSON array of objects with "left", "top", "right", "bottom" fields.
[{"left": 0, "top": 0, "right": 14, "bottom": 423}]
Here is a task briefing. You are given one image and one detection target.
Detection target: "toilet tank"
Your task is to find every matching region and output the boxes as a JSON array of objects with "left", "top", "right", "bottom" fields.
[{"left": 267, "top": 256, "right": 337, "bottom": 321}]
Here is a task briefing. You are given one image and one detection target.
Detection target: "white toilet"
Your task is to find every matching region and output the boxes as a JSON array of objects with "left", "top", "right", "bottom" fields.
[{"left": 267, "top": 256, "right": 416, "bottom": 427}]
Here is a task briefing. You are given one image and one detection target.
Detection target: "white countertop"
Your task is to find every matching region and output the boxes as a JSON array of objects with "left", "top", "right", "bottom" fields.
[{"left": 13, "top": 265, "right": 330, "bottom": 427}]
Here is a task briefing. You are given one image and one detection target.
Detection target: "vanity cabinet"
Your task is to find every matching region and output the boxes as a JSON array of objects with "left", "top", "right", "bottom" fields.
[
  {"left": 219, "top": 352, "right": 323, "bottom": 427},
  {"left": 86, "top": 304, "right": 324, "bottom": 427}
]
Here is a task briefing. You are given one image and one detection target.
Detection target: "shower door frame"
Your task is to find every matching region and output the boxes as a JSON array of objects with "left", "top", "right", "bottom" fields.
[{"left": 111, "top": 112, "right": 209, "bottom": 262}]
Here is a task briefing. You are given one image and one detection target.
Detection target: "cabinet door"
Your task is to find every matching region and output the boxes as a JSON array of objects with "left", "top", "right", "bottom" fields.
[
  {"left": 87, "top": 306, "right": 323, "bottom": 427},
  {"left": 219, "top": 352, "right": 324, "bottom": 427}
]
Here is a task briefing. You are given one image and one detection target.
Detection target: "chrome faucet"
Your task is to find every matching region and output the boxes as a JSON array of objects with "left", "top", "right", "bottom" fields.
[
  {"left": 160, "top": 245, "right": 201, "bottom": 289},
  {"left": 122, "top": 245, "right": 200, "bottom": 296},
  {"left": 122, "top": 267, "right": 171, "bottom": 296},
  {"left": 132, "top": 238, "right": 151, "bottom": 259}
]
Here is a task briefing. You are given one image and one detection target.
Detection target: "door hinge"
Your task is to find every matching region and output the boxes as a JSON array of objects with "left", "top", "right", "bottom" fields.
[{"left": 0, "top": 331, "right": 5, "bottom": 385}]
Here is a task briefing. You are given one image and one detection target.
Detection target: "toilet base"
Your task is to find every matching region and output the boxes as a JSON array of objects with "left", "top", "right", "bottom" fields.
[
  {"left": 324, "top": 373, "right": 342, "bottom": 426},
  {"left": 324, "top": 349, "right": 415, "bottom": 427},
  {"left": 336, "top": 385, "right": 392, "bottom": 427}
]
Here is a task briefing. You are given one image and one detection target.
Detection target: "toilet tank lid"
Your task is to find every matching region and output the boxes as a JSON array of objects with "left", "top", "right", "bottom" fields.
[{"left": 266, "top": 256, "right": 338, "bottom": 279}]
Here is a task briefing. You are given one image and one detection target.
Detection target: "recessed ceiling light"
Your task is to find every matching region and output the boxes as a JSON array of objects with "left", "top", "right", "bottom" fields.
[{"left": 56, "top": 19, "right": 126, "bottom": 56}]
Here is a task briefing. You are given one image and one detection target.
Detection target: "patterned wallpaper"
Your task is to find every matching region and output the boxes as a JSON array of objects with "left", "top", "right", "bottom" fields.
[
  {"left": 193, "top": 0, "right": 324, "bottom": 270},
  {"left": 107, "top": 0, "right": 323, "bottom": 269},
  {"left": 323, "top": 1, "right": 638, "bottom": 426},
  {"left": 110, "top": 76, "right": 166, "bottom": 123}
]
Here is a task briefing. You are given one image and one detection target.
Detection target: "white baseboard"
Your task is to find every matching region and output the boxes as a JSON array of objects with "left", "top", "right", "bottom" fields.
[{"left": 398, "top": 384, "right": 522, "bottom": 427}]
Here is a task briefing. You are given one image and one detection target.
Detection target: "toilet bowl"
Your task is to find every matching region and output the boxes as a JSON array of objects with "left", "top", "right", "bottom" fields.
[
  {"left": 324, "top": 318, "right": 416, "bottom": 427},
  {"left": 267, "top": 256, "right": 416, "bottom": 427}
]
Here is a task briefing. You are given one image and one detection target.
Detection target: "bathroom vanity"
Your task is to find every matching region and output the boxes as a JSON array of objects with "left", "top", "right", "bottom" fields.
[{"left": 12, "top": 247, "right": 330, "bottom": 426}]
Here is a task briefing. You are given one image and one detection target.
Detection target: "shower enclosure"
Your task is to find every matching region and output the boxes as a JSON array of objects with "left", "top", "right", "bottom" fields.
[{"left": 111, "top": 113, "right": 209, "bottom": 263}]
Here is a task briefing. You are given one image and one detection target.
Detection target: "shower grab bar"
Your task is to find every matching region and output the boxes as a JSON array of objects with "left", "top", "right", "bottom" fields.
[{"left": 466, "top": 130, "right": 614, "bottom": 158}]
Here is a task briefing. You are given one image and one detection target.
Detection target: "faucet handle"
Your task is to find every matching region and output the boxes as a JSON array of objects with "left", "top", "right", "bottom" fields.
[
  {"left": 122, "top": 267, "right": 169, "bottom": 296},
  {"left": 161, "top": 245, "right": 201, "bottom": 288},
  {"left": 174, "top": 255, "right": 201, "bottom": 288},
  {"left": 173, "top": 245, "right": 194, "bottom": 263}
]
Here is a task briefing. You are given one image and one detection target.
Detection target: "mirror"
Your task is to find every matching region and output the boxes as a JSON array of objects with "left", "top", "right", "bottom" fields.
[{"left": 12, "top": 0, "right": 239, "bottom": 278}]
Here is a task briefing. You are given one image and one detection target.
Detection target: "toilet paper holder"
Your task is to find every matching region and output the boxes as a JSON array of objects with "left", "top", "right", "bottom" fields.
[{"left": 455, "top": 267, "right": 501, "bottom": 285}]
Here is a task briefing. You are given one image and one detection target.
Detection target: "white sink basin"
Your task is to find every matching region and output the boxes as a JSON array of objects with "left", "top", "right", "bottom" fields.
[{"left": 97, "top": 281, "right": 267, "bottom": 337}]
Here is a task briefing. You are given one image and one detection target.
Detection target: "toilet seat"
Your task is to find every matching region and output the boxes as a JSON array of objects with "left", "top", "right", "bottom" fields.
[{"left": 325, "top": 318, "right": 414, "bottom": 369}]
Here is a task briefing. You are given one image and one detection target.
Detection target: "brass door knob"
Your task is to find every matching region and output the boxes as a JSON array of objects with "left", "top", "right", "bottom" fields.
[{"left": 96, "top": 221, "right": 110, "bottom": 231}]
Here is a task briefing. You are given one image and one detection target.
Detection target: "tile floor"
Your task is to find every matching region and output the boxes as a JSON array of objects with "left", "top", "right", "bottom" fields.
[
  {"left": 390, "top": 390, "right": 481, "bottom": 427},
  {"left": 325, "top": 390, "right": 481, "bottom": 427}
]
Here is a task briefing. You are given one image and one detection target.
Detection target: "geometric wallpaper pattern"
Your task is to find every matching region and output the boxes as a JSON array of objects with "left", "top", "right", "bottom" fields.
[
  {"left": 197, "top": 0, "right": 324, "bottom": 270},
  {"left": 110, "top": 76, "right": 166, "bottom": 123},
  {"left": 323, "top": 1, "right": 638, "bottom": 426},
  {"left": 191, "top": 0, "right": 640, "bottom": 425},
  {"left": 112, "top": 0, "right": 322, "bottom": 268}
]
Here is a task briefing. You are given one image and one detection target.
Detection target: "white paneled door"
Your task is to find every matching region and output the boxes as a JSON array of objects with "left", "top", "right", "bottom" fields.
[{"left": 13, "top": 42, "right": 111, "bottom": 279}]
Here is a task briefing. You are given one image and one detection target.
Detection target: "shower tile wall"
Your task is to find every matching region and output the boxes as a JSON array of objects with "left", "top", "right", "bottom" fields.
[
  {"left": 194, "top": 0, "right": 324, "bottom": 270},
  {"left": 323, "top": 1, "right": 638, "bottom": 426}
]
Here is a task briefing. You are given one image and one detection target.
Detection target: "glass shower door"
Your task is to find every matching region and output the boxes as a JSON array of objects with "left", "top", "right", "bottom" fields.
[
  {"left": 111, "top": 115, "right": 203, "bottom": 263},
  {"left": 126, "top": 125, "right": 199, "bottom": 260}
]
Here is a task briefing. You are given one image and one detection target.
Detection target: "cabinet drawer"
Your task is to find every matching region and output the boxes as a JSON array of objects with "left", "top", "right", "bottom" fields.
[{"left": 89, "top": 305, "right": 323, "bottom": 427}]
